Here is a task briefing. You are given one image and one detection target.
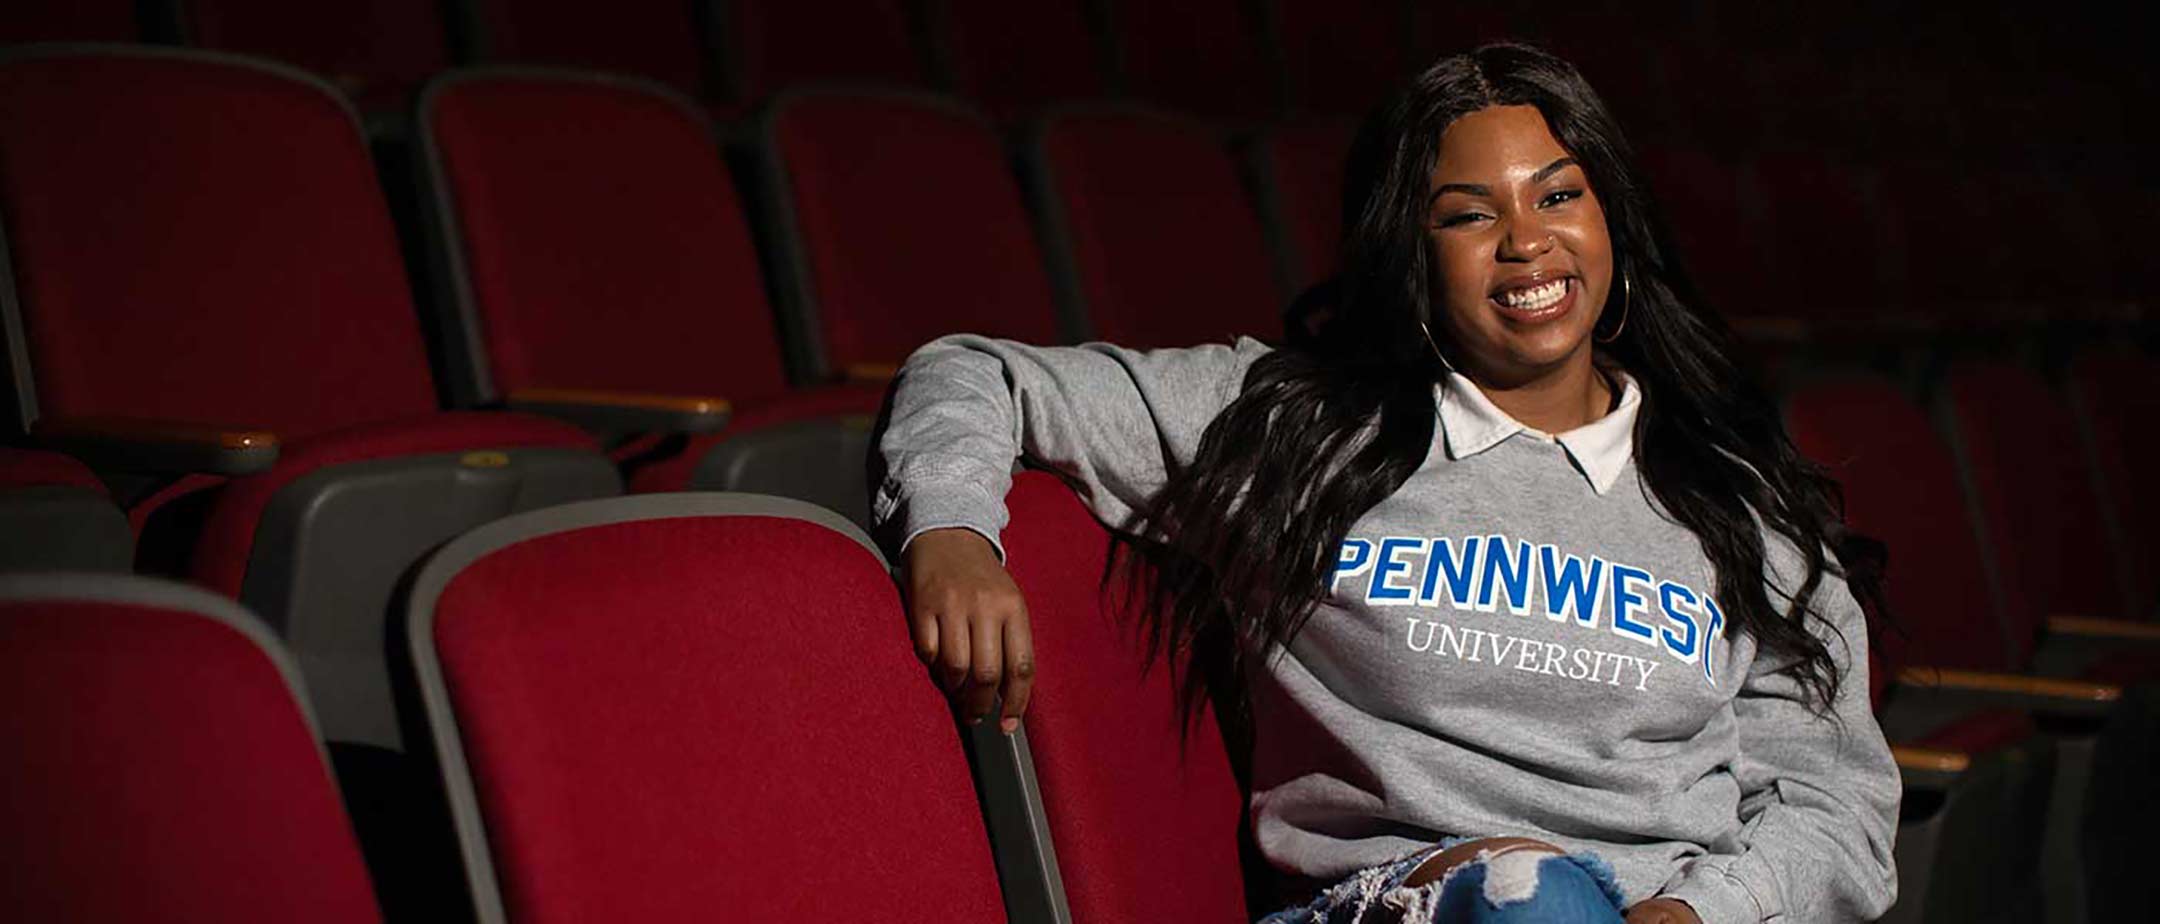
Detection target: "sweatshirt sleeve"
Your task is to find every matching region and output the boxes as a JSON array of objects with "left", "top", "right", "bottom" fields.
[
  {"left": 1658, "top": 566, "right": 1901, "bottom": 923},
  {"left": 872, "top": 333, "right": 1272, "bottom": 559}
]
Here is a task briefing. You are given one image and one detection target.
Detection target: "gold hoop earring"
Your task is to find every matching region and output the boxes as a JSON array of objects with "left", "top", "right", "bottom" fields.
[
  {"left": 1595, "top": 271, "right": 1631, "bottom": 344},
  {"left": 1417, "top": 319, "right": 1457, "bottom": 372}
]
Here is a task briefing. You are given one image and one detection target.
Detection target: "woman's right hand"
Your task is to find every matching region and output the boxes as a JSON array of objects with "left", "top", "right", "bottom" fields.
[{"left": 902, "top": 527, "right": 1035, "bottom": 734}]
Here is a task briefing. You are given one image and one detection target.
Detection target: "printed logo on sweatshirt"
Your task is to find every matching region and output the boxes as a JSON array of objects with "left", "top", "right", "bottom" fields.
[{"left": 1332, "top": 534, "right": 1725, "bottom": 689}]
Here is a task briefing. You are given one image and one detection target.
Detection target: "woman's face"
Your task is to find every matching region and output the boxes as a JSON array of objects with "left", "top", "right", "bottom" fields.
[{"left": 1426, "top": 105, "right": 1614, "bottom": 386}]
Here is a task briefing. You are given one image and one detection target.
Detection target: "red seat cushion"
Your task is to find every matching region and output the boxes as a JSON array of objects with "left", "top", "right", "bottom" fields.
[
  {"left": 1001, "top": 471, "right": 1250, "bottom": 922},
  {"left": 429, "top": 513, "right": 1003, "bottom": 921},
  {"left": 191, "top": 412, "right": 598, "bottom": 595},
  {"left": 1, "top": 594, "right": 380, "bottom": 922},
  {"left": 2082, "top": 649, "right": 2160, "bottom": 688},
  {"left": 0, "top": 448, "right": 104, "bottom": 493},
  {"left": 1909, "top": 708, "right": 2036, "bottom": 757}
]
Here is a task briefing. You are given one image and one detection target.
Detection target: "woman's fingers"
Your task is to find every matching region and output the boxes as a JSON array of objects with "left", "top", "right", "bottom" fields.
[
  {"left": 957, "top": 610, "right": 1003, "bottom": 724},
  {"left": 935, "top": 608, "right": 972, "bottom": 693},
  {"left": 998, "top": 605, "right": 1036, "bottom": 734}
]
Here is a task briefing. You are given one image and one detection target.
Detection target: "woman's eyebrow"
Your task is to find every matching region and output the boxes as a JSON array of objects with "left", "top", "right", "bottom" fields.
[
  {"left": 1429, "top": 158, "right": 1582, "bottom": 204},
  {"left": 1532, "top": 156, "right": 1580, "bottom": 183}
]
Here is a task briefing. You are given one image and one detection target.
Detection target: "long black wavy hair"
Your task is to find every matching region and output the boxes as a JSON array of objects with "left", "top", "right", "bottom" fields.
[{"left": 1124, "top": 43, "right": 1886, "bottom": 728}]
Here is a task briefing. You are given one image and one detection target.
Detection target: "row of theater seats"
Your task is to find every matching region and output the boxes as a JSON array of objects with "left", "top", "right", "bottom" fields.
[
  {"left": 9, "top": 400, "right": 2156, "bottom": 923},
  {"left": 5, "top": 1, "right": 2134, "bottom": 157},
  {"left": 0, "top": 0, "right": 1553, "bottom": 122},
  {"left": 3, "top": 481, "right": 1242, "bottom": 922},
  {"left": 1, "top": 41, "right": 2155, "bottom": 924}
]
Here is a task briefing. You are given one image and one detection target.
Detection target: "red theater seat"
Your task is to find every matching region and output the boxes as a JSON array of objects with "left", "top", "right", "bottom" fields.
[
  {"left": 723, "top": 0, "right": 927, "bottom": 110},
  {"left": 1789, "top": 372, "right": 2136, "bottom": 917},
  {"left": 1103, "top": 0, "right": 1276, "bottom": 122},
  {"left": 1278, "top": 0, "right": 1408, "bottom": 117},
  {"left": 0, "top": 2, "right": 137, "bottom": 42},
  {"left": 0, "top": 574, "right": 381, "bottom": 923},
  {"left": 758, "top": 89, "right": 1067, "bottom": 374},
  {"left": 934, "top": 0, "right": 1108, "bottom": 121},
  {"left": 2066, "top": 348, "right": 2160, "bottom": 619},
  {"left": 0, "top": 47, "right": 618, "bottom": 750},
  {"left": 1635, "top": 143, "right": 1772, "bottom": 321},
  {"left": 1255, "top": 117, "right": 1358, "bottom": 291},
  {"left": 1027, "top": 106, "right": 1282, "bottom": 347},
  {"left": 417, "top": 70, "right": 893, "bottom": 520},
  {"left": 1786, "top": 375, "right": 2012, "bottom": 673},
  {"left": 180, "top": 0, "right": 450, "bottom": 113},
  {"left": 1750, "top": 153, "right": 1896, "bottom": 326},
  {"left": 466, "top": 0, "right": 707, "bottom": 97},
  {"left": 1940, "top": 360, "right": 2135, "bottom": 641},
  {"left": 0, "top": 448, "right": 131, "bottom": 571},
  {"left": 404, "top": 494, "right": 1005, "bottom": 923},
  {"left": 990, "top": 470, "right": 1251, "bottom": 922}
]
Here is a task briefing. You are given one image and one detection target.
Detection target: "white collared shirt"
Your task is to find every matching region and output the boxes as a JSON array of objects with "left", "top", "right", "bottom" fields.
[{"left": 1438, "top": 369, "right": 1642, "bottom": 495}]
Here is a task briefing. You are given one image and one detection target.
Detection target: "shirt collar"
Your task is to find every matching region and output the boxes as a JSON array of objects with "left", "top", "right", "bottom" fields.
[{"left": 1438, "top": 369, "right": 1642, "bottom": 495}]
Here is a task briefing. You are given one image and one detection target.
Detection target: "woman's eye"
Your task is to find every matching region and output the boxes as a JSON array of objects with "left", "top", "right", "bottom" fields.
[
  {"left": 1540, "top": 189, "right": 1584, "bottom": 208},
  {"left": 1435, "top": 212, "right": 1490, "bottom": 228}
]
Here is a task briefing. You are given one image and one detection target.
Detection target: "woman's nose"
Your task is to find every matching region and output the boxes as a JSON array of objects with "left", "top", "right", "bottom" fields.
[{"left": 1498, "top": 218, "right": 1557, "bottom": 261}]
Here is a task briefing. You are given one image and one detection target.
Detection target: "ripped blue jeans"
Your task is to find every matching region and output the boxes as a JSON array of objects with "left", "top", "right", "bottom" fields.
[{"left": 1260, "top": 840, "right": 1627, "bottom": 924}]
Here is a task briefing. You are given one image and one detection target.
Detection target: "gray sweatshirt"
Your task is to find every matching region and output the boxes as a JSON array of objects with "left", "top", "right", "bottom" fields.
[{"left": 874, "top": 334, "right": 1900, "bottom": 923}]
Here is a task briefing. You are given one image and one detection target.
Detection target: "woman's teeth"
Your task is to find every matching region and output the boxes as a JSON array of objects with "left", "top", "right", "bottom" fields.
[{"left": 1498, "top": 279, "right": 1569, "bottom": 311}]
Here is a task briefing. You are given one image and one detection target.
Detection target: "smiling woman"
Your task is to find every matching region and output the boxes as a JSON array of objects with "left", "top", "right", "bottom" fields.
[{"left": 876, "top": 43, "right": 1898, "bottom": 924}]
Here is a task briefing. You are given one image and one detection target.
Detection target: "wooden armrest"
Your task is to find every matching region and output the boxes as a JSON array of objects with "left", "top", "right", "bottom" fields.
[
  {"left": 2047, "top": 616, "right": 2160, "bottom": 643},
  {"left": 842, "top": 362, "right": 899, "bottom": 385},
  {"left": 1895, "top": 666, "right": 2120, "bottom": 704},
  {"left": 507, "top": 387, "right": 732, "bottom": 436},
  {"left": 33, "top": 416, "right": 279, "bottom": 475},
  {"left": 1891, "top": 745, "right": 1971, "bottom": 775}
]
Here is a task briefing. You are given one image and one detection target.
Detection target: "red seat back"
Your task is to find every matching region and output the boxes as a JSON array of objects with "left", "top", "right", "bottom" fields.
[
  {"left": 0, "top": 48, "right": 438, "bottom": 438},
  {"left": 1785, "top": 375, "right": 2009, "bottom": 672},
  {"left": 0, "top": 576, "right": 380, "bottom": 923},
  {"left": 1105, "top": 0, "right": 1275, "bottom": 121},
  {"left": 0, "top": 1, "right": 136, "bottom": 41},
  {"left": 2067, "top": 348, "right": 2160, "bottom": 616},
  {"left": 1941, "top": 360, "right": 2121, "bottom": 652},
  {"left": 1000, "top": 471, "right": 1250, "bottom": 922},
  {"left": 937, "top": 0, "right": 1107, "bottom": 120},
  {"left": 467, "top": 0, "right": 707, "bottom": 96},
  {"left": 1279, "top": 0, "right": 1407, "bottom": 116},
  {"left": 1752, "top": 153, "right": 1892, "bottom": 322},
  {"left": 409, "top": 496, "right": 1005, "bottom": 922},
  {"left": 1259, "top": 117, "right": 1358, "bottom": 289},
  {"left": 183, "top": 0, "right": 450, "bottom": 111},
  {"left": 421, "top": 71, "right": 789, "bottom": 406},
  {"left": 1033, "top": 108, "right": 1280, "bottom": 347},
  {"left": 727, "top": 0, "right": 926, "bottom": 106},
  {"left": 1635, "top": 143, "right": 1771, "bottom": 319},
  {"left": 765, "top": 91, "right": 1064, "bottom": 374}
]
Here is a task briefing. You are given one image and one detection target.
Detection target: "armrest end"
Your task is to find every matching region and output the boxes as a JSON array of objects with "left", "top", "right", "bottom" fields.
[
  {"left": 507, "top": 387, "right": 732, "bottom": 436},
  {"left": 2046, "top": 616, "right": 2160, "bottom": 643},
  {"left": 34, "top": 416, "right": 280, "bottom": 475}
]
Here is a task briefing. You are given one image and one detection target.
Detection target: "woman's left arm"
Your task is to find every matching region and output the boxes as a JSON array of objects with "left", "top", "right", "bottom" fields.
[{"left": 1656, "top": 572, "right": 1902, "bottom": 923}]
